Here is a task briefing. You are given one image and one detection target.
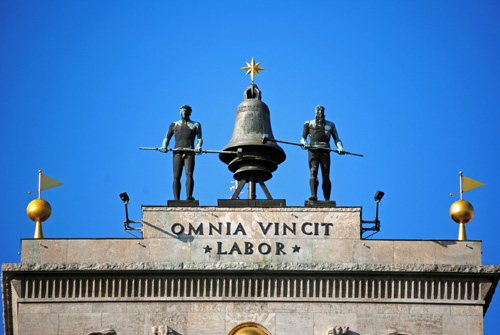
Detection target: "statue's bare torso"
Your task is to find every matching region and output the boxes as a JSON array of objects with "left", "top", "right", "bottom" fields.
[{"left": 167, "top": 120, "right": 201, "bottom": 150}]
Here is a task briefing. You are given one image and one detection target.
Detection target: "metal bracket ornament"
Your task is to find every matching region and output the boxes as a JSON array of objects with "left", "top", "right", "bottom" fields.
[
  {"left": 119, "top": 192, "right": 142, "bottom": 237},
  {"left": 230, "top": 175, "right": 273, "bottom": 200},
  {"left": 361, "top": 190, "right": 385, "bottom": 238}
]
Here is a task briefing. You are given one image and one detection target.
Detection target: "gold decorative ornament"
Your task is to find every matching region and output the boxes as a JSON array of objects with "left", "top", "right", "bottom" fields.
[
  {"left": 26, "top": 170, "right": 62, "bottom": 238},
  {"left": 241, "top": 57, "right": 265, "bottom": 83},
  {"left": 449, "top": 199, "right": 474, "bottom": 241},
  {"left": 233, "top": 328, "right": 268, "bottom": 335},
  {"left": 450, "top": 199, "right": 474, "bottom": 224},
  {"left": 27, "top": 198, "right": 52, "bottom": 239},
  {"left": 228, "top": 322, "right": 271, "bottom": 335},
  {"left": 449, "top": 171, "right": 484, "bottom": 241}
]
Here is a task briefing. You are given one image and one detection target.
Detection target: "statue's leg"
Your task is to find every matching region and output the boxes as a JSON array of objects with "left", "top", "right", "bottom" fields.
[
  {"left": 172, "top": 153, "right": 183, "bottom": 200},
  {"left": 308, "top": 151, "right": 319, "bottom": 200},
  {"left": 320, "top": 152, "right": 331, "bottom": 201},
  {"left": 185, "top": 154, "right": 195, "bottom": 200}
]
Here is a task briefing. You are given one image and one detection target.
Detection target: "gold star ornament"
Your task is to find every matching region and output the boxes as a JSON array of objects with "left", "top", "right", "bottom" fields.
[{"left": 241, "top": 57, "right": 265, "bottom": 83}]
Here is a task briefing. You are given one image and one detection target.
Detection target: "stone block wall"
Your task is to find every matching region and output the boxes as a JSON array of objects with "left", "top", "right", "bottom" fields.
[
  {"left": 3, "top": 262, "right": 499, "bottom": 335},
  {"left": 14, "top": 301, "right": 485, "bottom": 335}
]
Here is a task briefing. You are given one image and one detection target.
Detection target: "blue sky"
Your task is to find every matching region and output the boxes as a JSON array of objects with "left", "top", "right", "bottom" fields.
[{"left": 1, "top": 0, "right": 500, "bottom": 332}]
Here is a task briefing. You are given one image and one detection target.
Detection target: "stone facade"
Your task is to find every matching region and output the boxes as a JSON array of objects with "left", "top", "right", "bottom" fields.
[{"left": 2, "top": 206, "right": 500, "bottom": 335}]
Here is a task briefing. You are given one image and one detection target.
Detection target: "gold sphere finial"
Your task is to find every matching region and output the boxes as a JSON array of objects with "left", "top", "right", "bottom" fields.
[
  {"left": 27, "top": 198, "right": 52, "bottom": 239},
  {"left": 27, "top": 198, "right": 52, "bottom": 222},
  {"left": 449, "top": 199, "right": 474, "bottom": 224}
]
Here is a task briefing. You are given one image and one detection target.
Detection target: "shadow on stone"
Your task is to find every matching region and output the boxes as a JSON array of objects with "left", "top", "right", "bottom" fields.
[{"left": 142, "top": 221, "right": 194, "bottom": 243}]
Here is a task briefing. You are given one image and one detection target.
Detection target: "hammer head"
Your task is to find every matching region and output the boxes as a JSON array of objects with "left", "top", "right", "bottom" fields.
[
  {"left": 237, "top": 148, "right": 243, "bottom": 158},
  {"left": 262, "top": 134, "right": 269, "bottom": 144}
]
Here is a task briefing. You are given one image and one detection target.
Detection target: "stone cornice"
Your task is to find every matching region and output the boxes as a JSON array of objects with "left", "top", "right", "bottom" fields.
[{"left": 3, "top": 262, "right": 500, "bottom": 275}]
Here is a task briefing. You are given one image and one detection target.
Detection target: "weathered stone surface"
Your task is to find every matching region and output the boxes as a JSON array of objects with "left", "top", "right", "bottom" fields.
[
  {"left": 353, "top": 240, "right": 395, "bottom": 264},
  {"left": 142, "top": 206, "right": 361, "bottom": 240},
  {"left": 342, "top": 303, "right": 409, "bottom": 315},
  {"left": 22, "top": 239, "right": 68, "bottom": 263},
  {"left": 435, "top": 240, "right": 482, "bottom": 265},
  {"left": 19, "top": 312, "right": 58, "bottom": 335},
  {"left": 51, "top": 302, "right": 92, "bottom": 313},
  {"left": 313, "top": 239, "right": 355, "bottom": 263},
  {"left": 398, "top": 314, "right": 443, "bottom": 335},
  {"left": 18, "top": 239, "right": 484, "bottom": 266},
  {"left": 187, "top": 311, "right": 226, "bottom": 334},
  {"left": 442, "top": 314, "right": 483, "bottom": 335},
  {"left": 18, "top": 303, "right": 51, "bottom": 314},
  {"left": 9, "top": 301, "right": 489, "bottom": 335},
  {"left": 58, "top": 313, "right": 102, "bottom": 335},
  {"left": 275, "top": 311, "right": 313, "bottom": 334},
  {"left": 450, "top": 305, "right": 483, "bottom": 316},
  {"left": 408, "top": 304, "right": 451, "bottom": 315},
  {"left": 5, "top": 261, "right": 499, "bottom": 274},
  {"left": 394, "top": 240, "right": 436, "bottom": 264}
]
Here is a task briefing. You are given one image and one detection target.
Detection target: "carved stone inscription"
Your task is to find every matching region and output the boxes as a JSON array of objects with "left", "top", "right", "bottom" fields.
[
  {"left": 171, "top": 221, "right": 333, "bottom": 255},
  {"left": 171, "top": 221, "right": 335, "bottom": 236},
  {"left": 142, "top": 207, "right": 361, "bottom": 258}
]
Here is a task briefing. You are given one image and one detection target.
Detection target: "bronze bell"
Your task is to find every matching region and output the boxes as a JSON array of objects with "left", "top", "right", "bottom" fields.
[{"left": 220, "top": 84, "right": 286, "bottom": 185}]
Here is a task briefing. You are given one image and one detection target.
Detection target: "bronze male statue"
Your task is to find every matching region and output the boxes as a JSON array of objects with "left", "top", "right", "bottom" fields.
[
  {"left": 301, "top": 105, "right": 345, "bottom": 201},
  {"left": 159, "top": 105, "right": 202, "bottom": 200}
]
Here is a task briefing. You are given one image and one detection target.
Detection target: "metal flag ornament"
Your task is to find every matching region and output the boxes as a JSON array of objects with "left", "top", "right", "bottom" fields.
[
  {"left": 26, "top": 170, "right": 63, "bottom": 238},
  {"left": 29, "top": 172, "right": 64, "bottom": 197},
  {"left": 450, "top": 173, "right": 485, "bottom": 198},
  {"left": 449, "top": 171, "right": 485, "bottom": 240}
]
